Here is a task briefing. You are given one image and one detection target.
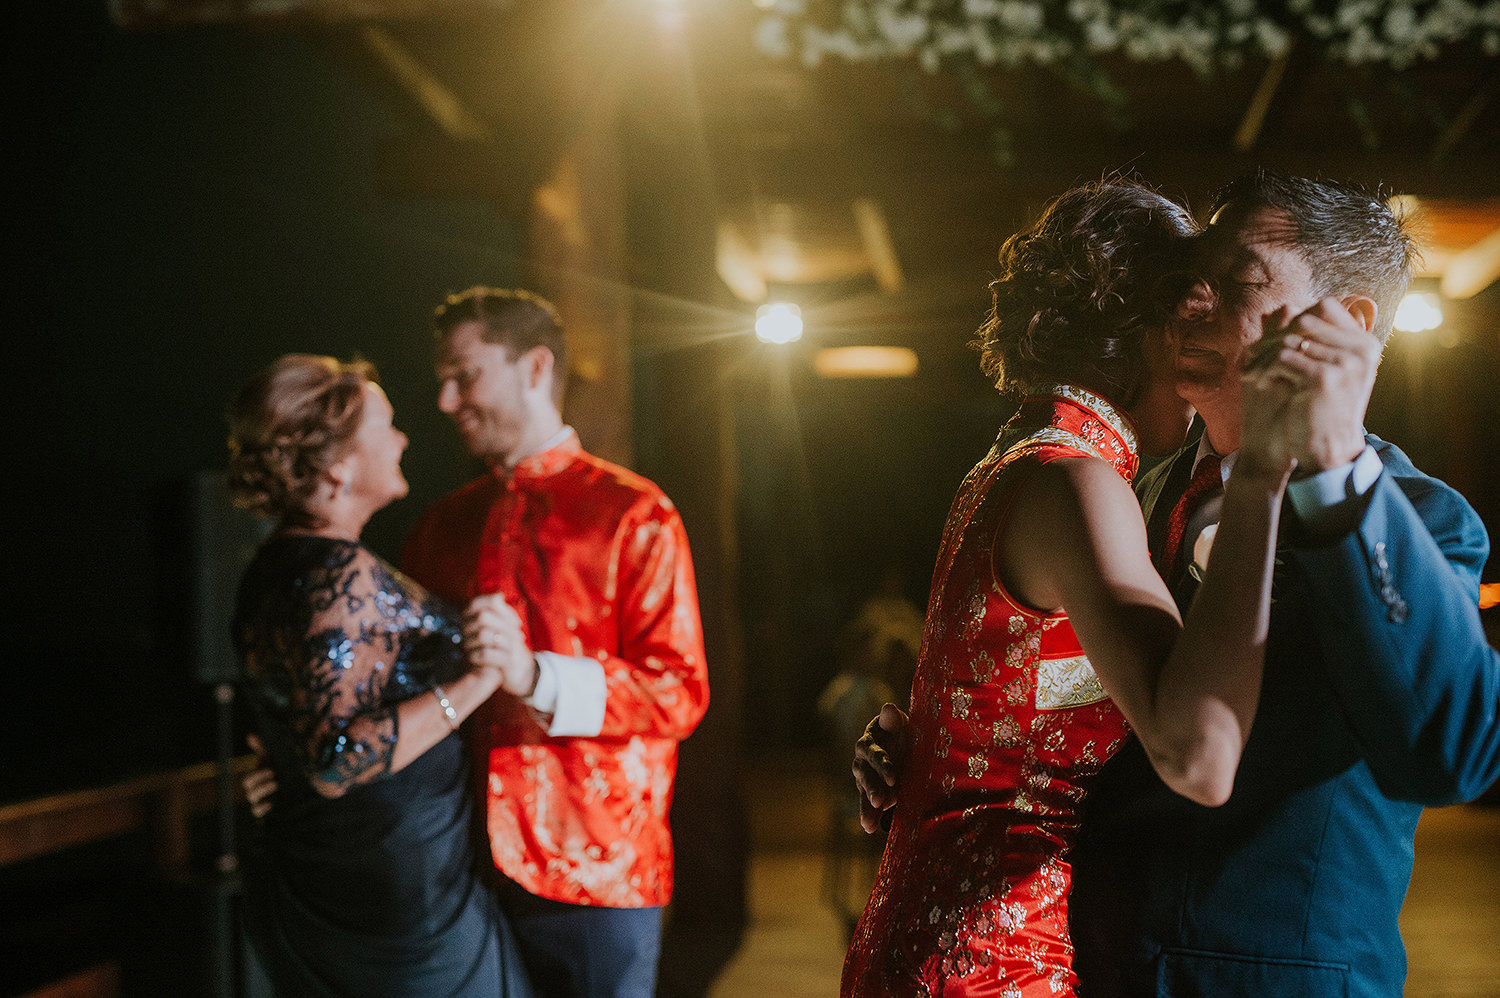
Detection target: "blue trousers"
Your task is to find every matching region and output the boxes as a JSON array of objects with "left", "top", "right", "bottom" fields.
[{"left": 498, "top": 879, "right": 663, "bottom": 998}]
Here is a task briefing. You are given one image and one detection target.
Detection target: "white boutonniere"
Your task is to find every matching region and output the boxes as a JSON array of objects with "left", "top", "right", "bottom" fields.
[{"left": 1188, "top": 523, "right": 1217, "bottom": 583}]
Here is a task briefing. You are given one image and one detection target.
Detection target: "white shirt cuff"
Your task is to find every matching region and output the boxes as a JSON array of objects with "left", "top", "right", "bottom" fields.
[
  {"left": 526, "top": 651, "right": 607, "bottom": 737},
  {"left": 1287, "top": 445, "right": 1382, "bottom": 528}
]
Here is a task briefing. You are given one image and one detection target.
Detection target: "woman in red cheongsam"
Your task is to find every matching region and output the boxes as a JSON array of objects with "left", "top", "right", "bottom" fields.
[{"left": 841, "top": 181, "right": 1296, "bottom": 997}]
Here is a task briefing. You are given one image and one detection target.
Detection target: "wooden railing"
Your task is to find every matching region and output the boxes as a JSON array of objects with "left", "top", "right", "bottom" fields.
[
  {"left": 0, "top": 756, "right": 255, "bottom": 998},
  {"left": 0, "top": 756, "right": 254, "bottom": 872}
]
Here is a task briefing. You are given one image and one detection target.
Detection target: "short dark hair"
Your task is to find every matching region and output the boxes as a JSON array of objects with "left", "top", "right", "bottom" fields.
[
  {"left": 226, "top": 354, "right": 375, "bottom": 525},
  {"left": 972, "top": 179, "right": 1199, "bottom": 406},
  {"left": 433, "top": 287, "right": 568, "bottom": 403},
  {"left": 1207, "top": 171, "right": 1417, "bottom": 342}
]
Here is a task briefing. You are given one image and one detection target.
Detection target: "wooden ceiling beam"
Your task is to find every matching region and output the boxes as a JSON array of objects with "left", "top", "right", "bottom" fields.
[
  {"left": 1432, "top": 73, "right": 1500, "bottom": 165},
  {"left": 1233, "top": 48, "right": 1292, "bottom": 153},
  {"left": 109, "top": 0, "right": 512, "bottom": 31},
  {"left": 853, "top": 199, "right": 904, "bottom": 294},
  {"left": 357, "top": 24, "right": 493, "bottom": 141},
  {"left": 1441, "top": 226, "right": 1500, "bottom": 299}
]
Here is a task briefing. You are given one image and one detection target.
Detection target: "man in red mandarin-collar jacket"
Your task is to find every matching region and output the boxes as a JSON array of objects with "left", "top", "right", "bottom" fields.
[{"left": 402, "top": 287, "right": 710, "bottom": 998}]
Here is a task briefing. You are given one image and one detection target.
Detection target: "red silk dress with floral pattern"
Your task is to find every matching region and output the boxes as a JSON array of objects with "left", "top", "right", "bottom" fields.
[{"left": 842, "top": 386, "right": 1138, "bottom": 998}]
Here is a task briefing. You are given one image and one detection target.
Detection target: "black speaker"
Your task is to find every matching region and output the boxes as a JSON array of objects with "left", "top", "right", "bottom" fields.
[{"left": 182, "top": 470, "right": 272, "bottom": 685}]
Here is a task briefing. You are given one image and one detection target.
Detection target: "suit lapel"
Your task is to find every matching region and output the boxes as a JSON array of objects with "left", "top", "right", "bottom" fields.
[{"left": 1136, "top": 422, "right": 1201, "bottom": 583}]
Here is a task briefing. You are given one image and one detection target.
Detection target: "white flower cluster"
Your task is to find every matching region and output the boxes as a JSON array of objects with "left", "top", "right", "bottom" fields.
[{"left": 753, "top": 0, "right": 1500, "bottom": 70}]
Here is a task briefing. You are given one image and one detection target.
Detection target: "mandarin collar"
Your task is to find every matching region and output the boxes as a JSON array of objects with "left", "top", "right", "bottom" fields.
[
  {"left": 1014, "top": 383, "right": 1140, "bottom": 482},
  {"left": 491, "top": 427, "right": 580, "bottom": 484}
]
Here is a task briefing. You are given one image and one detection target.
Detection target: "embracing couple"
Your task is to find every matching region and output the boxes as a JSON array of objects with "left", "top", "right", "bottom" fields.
[{"left": 843, "top": 171, "right": 1500, "bottom": 998}]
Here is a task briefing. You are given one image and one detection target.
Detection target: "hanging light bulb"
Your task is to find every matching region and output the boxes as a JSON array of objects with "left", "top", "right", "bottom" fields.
[
  {"left": 1394, "top": 292, "right": 1443, "bottom": 334},
  {"left": 755, "top": 302, "right": 803, "bottom": 344}
]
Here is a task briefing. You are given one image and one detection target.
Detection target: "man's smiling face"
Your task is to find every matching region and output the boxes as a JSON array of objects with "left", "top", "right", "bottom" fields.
[
  {"left": 1173, "top": 204, "right": 1321, "bottom": 453},
  {"left": 434, "top": 319, "right": 536, "bottom": 467}
]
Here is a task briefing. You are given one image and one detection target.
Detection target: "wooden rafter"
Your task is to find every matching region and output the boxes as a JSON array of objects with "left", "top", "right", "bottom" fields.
[
  {"left": 1233, "top": 48, "right": 1292, "bottom": 153},
  {"left": 110, "top": 0, "right": 512, "bottom": 31},
  {"left": 1432, "top": 73, "right": 1500, "bottom": 165},
  {"left": 1441, "top": 225, "right": 1500, "bottom": 299},
  {"left": 357, "top": 24, "right": 493, "bottom": 141}
]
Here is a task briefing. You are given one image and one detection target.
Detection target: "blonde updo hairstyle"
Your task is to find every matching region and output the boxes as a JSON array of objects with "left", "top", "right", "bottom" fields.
[{"left": 226, "top": 354, "right": 377, "bottom": 525}]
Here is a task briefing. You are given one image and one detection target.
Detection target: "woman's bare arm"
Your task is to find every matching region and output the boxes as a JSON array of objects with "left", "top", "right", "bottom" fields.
[{"left": 1000, "top": 452, "right": 1288, "bottom": 806}]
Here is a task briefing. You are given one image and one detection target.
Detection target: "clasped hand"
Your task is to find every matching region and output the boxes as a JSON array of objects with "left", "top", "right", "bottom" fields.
[
  {"left": 852, "top": 703, "right": 910, "bottom": 834},
  {"left": 461, "top": 594, "right": 539, "bottom": 698},
  {"left": 1240, "top": 297, "right": 1379, "bottom": 476}
]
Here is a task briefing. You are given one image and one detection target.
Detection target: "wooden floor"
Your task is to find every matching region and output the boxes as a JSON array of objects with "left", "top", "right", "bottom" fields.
[
  {"left": 711, "top": 754, "right": 1500, "bottom": 998},
  {"left": 1401, "top": 804, "right": 1500, "bottom": 997}
]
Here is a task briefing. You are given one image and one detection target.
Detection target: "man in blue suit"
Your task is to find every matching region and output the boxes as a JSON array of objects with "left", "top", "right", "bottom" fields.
[
  {"left": 1067, "top": 171, "right": 1500, "bottom": 998},
  {"left": 856, "top": 171, "right": 1500, "bottom": 997}
]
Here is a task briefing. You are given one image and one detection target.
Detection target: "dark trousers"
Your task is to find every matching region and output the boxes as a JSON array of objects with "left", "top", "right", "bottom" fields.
[{"left": 498, "top": 879, "right": 663, "bottom": 998}]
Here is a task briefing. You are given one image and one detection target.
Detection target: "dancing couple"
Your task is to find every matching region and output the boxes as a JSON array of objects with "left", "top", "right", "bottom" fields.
[{"left": 843, "top": 172, "right": 1500, "bottom": 998}]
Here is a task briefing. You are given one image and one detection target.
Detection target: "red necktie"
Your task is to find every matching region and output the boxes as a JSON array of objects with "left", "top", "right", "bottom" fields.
[{"left": 1162, "top": 455, "right": 1223, "bottom": 572}]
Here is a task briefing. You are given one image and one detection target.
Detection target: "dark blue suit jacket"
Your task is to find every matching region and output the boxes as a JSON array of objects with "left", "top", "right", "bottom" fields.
[{"left": 1070, "top": 430, "right": 1500, "bottom": 998}]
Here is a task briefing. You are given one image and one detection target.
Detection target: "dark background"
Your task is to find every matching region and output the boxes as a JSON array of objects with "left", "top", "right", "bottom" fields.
[
  {"left": 3, "top": 3, "right": 1498, "bottom": 994},
  {"left": 6, "top": 0, "right": 1500, "bottom": 802},
  {"left": 8, "top": 6, "right": 522, "bottom": 802}
]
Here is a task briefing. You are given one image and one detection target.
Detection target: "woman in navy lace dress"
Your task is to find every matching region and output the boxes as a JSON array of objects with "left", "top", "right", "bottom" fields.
[{"left": 227, "top": 354, "right": 532, "bottom": 998}]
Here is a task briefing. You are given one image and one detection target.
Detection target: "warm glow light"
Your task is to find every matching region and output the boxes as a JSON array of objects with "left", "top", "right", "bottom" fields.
[
  {"left": 1481, "top": 583, "right": 1500, "bottom": 610},
  {"left": 814, "top": 346, "right": 919, "bottom": 379},
  {"left": 1394, "top": 292, "right": 1443, "bottom": 333},
  {"left": 755, "top": 302, "right": 803, "bottom": 344},
  {"left": 648, "top": 0, "right": 686, "bottom": 31}
]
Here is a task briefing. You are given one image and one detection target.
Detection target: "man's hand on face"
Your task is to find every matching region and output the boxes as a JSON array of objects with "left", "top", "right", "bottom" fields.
[
  {"left": 1239, "top": 306, "right": 1305, "bottom": 481},
  {"left": 853, "top": 703, "right": 910, "bottom": 834},
  {"left": 1242, "top": 296, "right": 1379, "bottom": 472}
]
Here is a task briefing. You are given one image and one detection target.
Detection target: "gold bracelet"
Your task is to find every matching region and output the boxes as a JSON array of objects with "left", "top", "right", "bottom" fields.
[{"left": 432, "top": 685, "right": 460, "bottom": 730}]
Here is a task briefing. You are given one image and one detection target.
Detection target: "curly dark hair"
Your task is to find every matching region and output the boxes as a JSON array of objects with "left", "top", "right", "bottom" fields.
[
  {"left": 226, "top": 354, "right": 376, "bottom": 524},
  {"left": 972, "top": 179, "right": 1199, "bottom": 406}
]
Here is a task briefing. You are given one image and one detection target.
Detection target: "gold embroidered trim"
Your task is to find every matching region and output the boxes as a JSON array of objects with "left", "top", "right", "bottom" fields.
[
  {"left": 1035, "top": 654, "right": 1109, "bottom": 710},
  {"left": 1033, "top": 383, "right": 1139, "bottom": 456},
  {"left": 1001, "top": 427, "right": 1107, "bottom": 467}
]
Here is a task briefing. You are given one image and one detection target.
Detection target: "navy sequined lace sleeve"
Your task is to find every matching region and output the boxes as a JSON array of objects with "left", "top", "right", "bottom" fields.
[{"left": 234, "top": 536, "right": 467, "bottom": 798}]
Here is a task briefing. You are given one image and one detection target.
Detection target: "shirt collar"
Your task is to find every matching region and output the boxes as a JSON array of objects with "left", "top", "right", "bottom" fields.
[
  {"left": 493, "top": 426, "right": 579, "bottom": 482},
  {"left": 1192, "top": 435, "right": 1234, "bottom": 486}
]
